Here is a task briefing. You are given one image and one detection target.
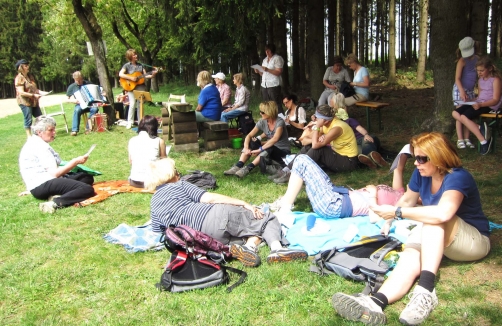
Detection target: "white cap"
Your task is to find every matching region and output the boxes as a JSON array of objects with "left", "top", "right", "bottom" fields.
[
  {"left": 211, "top": 72, "right": 226, "bottom": 81},
  {"left": 459, "top": 37, "right": 475, "bottom": 58}
]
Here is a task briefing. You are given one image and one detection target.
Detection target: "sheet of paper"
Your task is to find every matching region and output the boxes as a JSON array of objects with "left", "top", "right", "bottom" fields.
[
  {"left": 251, "top": 64, "right": 264, "bottom": 73},
  {"left": 165, "top": 145, "right": 172, "bottom": 157},
  {"left": 453, "top": 100, "right": 477, "bottom": 106},
  {"left": 85, "top": 144, "right": 97, "bottom": 156},
  {"left": 389, "top": 144, "right": 412, "bottom": 174}
]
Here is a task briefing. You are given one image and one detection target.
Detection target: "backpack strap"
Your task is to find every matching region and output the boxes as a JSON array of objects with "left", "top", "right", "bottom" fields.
[
  {"left": 225, "top": 266, "right": 247, "bottom": 293},
  {"left": 309, "top": 249, "right": 338, "bottom": 275}
]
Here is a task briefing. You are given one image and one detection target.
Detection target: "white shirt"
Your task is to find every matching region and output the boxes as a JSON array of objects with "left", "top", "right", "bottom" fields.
[
  {"left": 19, "top": 135, "right": 61, "bottom": 191},
  {"left": 261, "top": 54, "right": 284, "bottom": 88},
  {"left": 128, "top": 131, "right": 161, "bottom": 182}
]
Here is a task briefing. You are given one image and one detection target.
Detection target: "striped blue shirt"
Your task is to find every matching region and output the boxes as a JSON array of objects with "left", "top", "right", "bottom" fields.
[{"left": 150, "top": 181, "right": 213, "bottom": 233}]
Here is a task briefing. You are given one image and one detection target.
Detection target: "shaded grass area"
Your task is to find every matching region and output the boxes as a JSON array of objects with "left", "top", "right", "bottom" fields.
[{"left": 1, "top": 81, "right": 501, "bottom": 325}]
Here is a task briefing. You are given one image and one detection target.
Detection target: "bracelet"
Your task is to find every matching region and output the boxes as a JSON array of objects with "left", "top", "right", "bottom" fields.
[
  {"left": 312, "top": 125, "right": 319, "bottom": 131},
  {"left": 259, "top": 146, "right": 263, "bottom": 151}
]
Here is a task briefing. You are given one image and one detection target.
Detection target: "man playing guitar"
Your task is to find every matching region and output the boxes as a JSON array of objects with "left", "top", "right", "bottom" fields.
[{"left": 119, "top": 49, "right": 157, "bottom": 129}]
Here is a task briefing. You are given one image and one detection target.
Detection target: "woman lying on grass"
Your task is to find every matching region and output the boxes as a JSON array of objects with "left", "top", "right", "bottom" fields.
[
  {"left": 145, "top": 158, "right": 307, "bottom": 267},
  {"left": 332, "top": 132, "right": 490, "bottom": 326}
]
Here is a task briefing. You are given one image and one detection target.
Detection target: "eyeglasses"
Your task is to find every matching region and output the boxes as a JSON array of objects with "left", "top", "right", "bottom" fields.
[
  {"left": 414, "top": 155, "right": 429, "bottom": 164},
  {"left": 259, "top": 111, "right": 266, "bottom": 115},
  {"left": 283, "top": 100, "right": 289, "bottom": 105}
]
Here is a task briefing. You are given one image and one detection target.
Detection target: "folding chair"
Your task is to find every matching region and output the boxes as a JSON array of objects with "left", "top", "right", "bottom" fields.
[
  {"left": 162, "top": 94, "right": 186, "bottom": 140},
  {"left": 41, "top": 103, "right": 69, "bottom": 133}
]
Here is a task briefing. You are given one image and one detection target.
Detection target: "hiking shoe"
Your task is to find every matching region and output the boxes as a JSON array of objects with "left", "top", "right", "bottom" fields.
[
  {"left": 273, "top": 171, "right": 291, "bottom": 184},
  {"left": 71, "top": 131, "right": 78, "bottom": 136},
  {"left": 464, "top": 139, "right": 475, "bottom": 149},
  {"left": 456, "top": 139, "right": 466, "bottom": 149},
  {"left": 265, "top": 164, "right": 280, "bottom": 175},
  {"left": 268, "top": 169, "right": 285, "bottom": 181},
  {"left": 358, "top": 154, "right": 377, "bottom": 169},
  {"left": 230, "top": 244, "right": 261, "bottom": 267},
  {"left": 399, "top": 285, "right": 438, "bottom": 325},
  {"left": 235, "top": 166, "right": 252, "bottom": 178},
  {"left": 369, "top": 151, "right": 389, "bottom": 168},
  {"left": 39, "top": 201, "right": 57, "bottom": 214},
  {"left": 332, "top": 292, "right": 387, "bottom": 325},
  {"left": 480, "top": 137, "right": 493, "bottom": 155},
  {"left": 266, "top": 247, "right": 308, "bottom": 263},
  {"left": 224, "top": 165, "right": 241, "bottom": 175}
]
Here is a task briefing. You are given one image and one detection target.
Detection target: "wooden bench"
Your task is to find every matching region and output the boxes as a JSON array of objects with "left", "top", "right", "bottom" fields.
[
  {"left": 203, "top": 121, "right": 230, "bottom": 151},
  {"left": 478, "top": 110, "right": 501, "bottom": 153},
  {"left": 354, "top": 101, "right": 390, "bottom": 131}
]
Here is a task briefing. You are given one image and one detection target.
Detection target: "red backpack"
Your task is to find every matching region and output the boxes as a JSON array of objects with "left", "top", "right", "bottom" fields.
[{"left": 157, "top": 225, "right": 246, "bottom": 293}]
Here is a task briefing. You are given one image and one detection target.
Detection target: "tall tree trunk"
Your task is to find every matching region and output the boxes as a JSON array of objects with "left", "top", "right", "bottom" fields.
[
  {"left": 299, "top": 0, "right": 307, "bottom": 84},
  {"left": 416, "top": 0, "right": 429, "bottom": 83},
  {"left": 406, "top": 1, "right": 413, "bottom": 65},
  {"left": 359, "top": 0, "right": 367, "bottom": 63},
  {"left": 307, "top": 0, "right": 325, "bottom": 101},
  {"left": 351, "top": 0, "right": 358, "bottom": 55},
  {"left": 490, "top": 0, "right": 500, "bottom": 57},
  {"left": 72, "top": 0, "right": 114, "bottom": 105},
  {"left": 388, "top": 0, "right": 397, "bottom": 83},
  {"left": 292, "top": 0, "right": 300, "bottom": 91},
  {"left": 336, "top": 0, "right": 342, "bottom": 55},
  {"left": 425, "top": 0, "right": 468, "bottom": 133},
  {"left": 375, "top": 1, "right": 381, "bottom": 66},
  {"left": 468, "top": 0, "right": 489, "bottom": 54},
  {"left": 273, "top": 0, "right": 289, "bottom": 92},
  {"left": 327, "top": 0, "right": 336, "bottom": 62},
  {"left": 343, "top": 0, "right": 352, "bottom": 55},
  {"left": 400, "top": 0, "right": 406, "bottom": 65}
]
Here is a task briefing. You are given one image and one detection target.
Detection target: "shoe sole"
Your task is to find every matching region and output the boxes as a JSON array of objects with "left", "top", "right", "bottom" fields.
[
  {"left": 273, "top": 178, "right": 290, "bottom": 185},
  {"left": 358, "top": 155, "right": 377, "bottom": 169},
  {"left": 39, "top": 203, "right": 55, "bottom": 214},
  {"left": 266, "top": 250, "right": 308, "bottom": 263},
  {"left": 230, "top": 245, "right": 260, "bottom": 267},
  {"left": 332, "top": 293, "right": 387, "bottom": 326},
  {"left": 481, "top": 137, "right": 493, "bottom": 155},
  {"left": 369, "top": 152, "right": 389, "bottom": 168}
]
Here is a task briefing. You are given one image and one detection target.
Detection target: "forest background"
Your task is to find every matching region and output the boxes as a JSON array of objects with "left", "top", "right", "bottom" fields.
[{"left": 1, "top": 0, "right": 502, "bottom": 133}]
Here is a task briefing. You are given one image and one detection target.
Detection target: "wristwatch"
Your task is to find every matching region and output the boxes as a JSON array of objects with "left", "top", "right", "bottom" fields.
[{"left": 395, "top": 207, "right": 402, "bottom": 220}]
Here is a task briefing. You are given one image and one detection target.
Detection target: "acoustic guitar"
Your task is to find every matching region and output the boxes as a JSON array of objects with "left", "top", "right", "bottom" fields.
[{"left": 119, "top": 67, "right": 163, "bottom": 91}]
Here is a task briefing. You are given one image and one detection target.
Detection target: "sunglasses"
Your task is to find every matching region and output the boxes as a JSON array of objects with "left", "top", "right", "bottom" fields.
[
  {"left": 414, "top": 155, "right": 429, "bottom": 164},
  {"left": 259, "top": 111, "right": 266, "bottom": 115}
]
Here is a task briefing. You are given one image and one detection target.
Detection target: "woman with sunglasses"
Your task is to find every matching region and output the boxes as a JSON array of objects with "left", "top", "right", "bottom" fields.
[
  {"left": 282, "top": 94, "right": 306, "bottom": 139},
  {"left": 332, "top": 132, "right": 490, "bottom": 326},
  {"left": 224, "top": 101, "right": 290, "bottom": 178},
  {"left": 146, "top": 158, "right": 308, "bottom": 267},
  {"left": 270, "top": 104, "right": 358, "bottom": 184}
]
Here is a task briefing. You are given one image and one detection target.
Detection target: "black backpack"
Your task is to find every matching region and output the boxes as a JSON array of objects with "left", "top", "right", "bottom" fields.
[
  {"left": 238, "top": 112, "right": 256, "bottom": 135},
  {"left": 340, "top": 81, "right": 356, "bottom": 98},
  {"left": 180, "top": 170, "right": 217, "bottom": 190},
  {"left": 310, "top": 235, "right": 402, "bottom": 295},
  {"left": 157, "top": 225, "right": 247, "bottom": 293}
]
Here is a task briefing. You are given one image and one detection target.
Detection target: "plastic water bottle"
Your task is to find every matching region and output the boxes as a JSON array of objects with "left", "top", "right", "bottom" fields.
[
  {"left": 262, "top": 203, "right": 269, "bottom": 214},
  {"left": 306, "top": 214, "right": 317, "bottom": 231}
]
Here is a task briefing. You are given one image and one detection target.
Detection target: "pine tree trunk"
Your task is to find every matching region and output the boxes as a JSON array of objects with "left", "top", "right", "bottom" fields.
[
  {"left": 388, "top": 0, "right": 396, "bottom": 83},
  {"left": 468, "top": 0, "right": 489, "bottom": 54},
  {"left": 423, "top": 0, "right": 468, "bottom": 133},
  {"left": 307, "top": 0, "right": 325, "bottom": 101},
  {"left": 292, "top": 0, "right": 300, "bottom": 91},
  {"left": 416, "top": 0, "right": 429, "bottom": 83}
]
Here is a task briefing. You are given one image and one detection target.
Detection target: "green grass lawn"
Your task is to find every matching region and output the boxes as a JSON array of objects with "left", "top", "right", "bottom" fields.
[{"left": 1, "top": 82, "right": 501, "bottom": 325}]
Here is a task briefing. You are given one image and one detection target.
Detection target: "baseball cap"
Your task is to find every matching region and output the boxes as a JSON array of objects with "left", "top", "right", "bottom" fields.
[
  {"left": 211, "top": 72, "right": 226, "bottom": 81},
  {"left": 459, "top": 37, "right": 475, "bottom": 58},
  {"left": 15, "top": 59, "right": 29, "bottom": 70}
]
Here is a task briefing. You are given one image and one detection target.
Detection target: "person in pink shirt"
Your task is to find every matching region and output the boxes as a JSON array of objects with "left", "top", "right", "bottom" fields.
[{"left": 212, "top": 72, "right": 232, "bottom": 108}]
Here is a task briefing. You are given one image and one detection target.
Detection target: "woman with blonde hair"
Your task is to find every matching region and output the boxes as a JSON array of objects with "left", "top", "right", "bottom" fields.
[
  {"left": 146, "top": 158, "right": 308, "bottom": 267},
  {"left": 195, "top": 70, "right": 222, "bottom": 122},
  {"left": 332, "top": 132, "right": 490, "bottom": 325},
  {"left": 220, "top": 73, "right": 251, "bottom": 122},
  {"left": 224, "top": 101, "right": 290, "bottom": 178},
  {"left": 344, "top": 53, "right": 370, "bottom": 107},
  {"left": 270, "top": 104, "right": 358, "bottom": 184}
]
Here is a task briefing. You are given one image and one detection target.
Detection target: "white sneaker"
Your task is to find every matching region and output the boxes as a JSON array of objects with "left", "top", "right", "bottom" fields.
[
  {"left": 332, "top": 292, "right": 387, "bottom": 325},
  {"left": 399, "top": 285, "right": 438, "bottom": 325},
  {"left": 39, "top": 201, "right": 57, "bottom": 214},
  {"left": 126, "top": 122, "right": 132, "bottom": 129}
]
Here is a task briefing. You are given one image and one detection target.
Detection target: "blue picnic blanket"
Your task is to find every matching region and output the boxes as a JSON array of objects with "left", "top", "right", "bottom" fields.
[
  {"left": 285, "top": 212, "right": 410, "bottom": 256},
  {"left": 103, "top": 221, "right": 164, "bottom": 253}
]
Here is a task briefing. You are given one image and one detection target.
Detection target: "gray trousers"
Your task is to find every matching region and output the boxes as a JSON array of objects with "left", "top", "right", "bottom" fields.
[{"left": 200, "top": 204, "right": 286, "bottom": 246}]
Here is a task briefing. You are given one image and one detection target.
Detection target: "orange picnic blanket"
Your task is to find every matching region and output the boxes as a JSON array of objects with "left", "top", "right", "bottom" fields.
[{"left": 74, "top": 180, "right": 153, "bottom": 207}]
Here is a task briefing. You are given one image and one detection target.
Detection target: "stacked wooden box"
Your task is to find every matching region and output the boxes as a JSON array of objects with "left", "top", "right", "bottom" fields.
[
  {"left": 203, "top": 121, "right": 230, "bottom": 151},
  {"left": 161, "top": 103, "right": 199, "bottom": 153}
]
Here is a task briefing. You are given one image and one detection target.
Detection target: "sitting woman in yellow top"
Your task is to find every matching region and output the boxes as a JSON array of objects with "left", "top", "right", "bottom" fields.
[{"left": 271, "top": 104, "right": 358, "bottom": 184}]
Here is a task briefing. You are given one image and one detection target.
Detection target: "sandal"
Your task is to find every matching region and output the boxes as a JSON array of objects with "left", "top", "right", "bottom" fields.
[
  {"left": 464, "top": 139, "right": 475, "bottom": 149},
  {"left": 457, "top": 140, "right": 466, "bottom": 149}
]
